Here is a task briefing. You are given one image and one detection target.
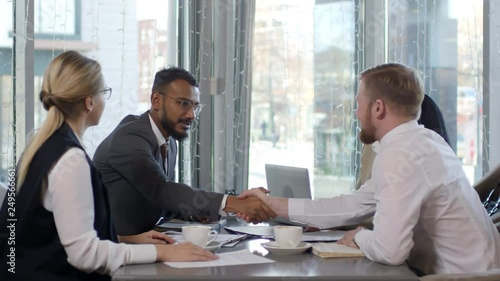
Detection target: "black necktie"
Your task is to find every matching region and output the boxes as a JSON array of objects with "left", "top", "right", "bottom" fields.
[{"left": 160, "top": 143, "right": 167, "bottom": 173}]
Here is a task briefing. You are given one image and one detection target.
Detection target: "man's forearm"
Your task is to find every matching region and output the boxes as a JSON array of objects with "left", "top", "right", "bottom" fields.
[
  {"left": 224, "top": 194, "right": 287, "bottom": 216},
  {"left": 269, "top": 197, "right": 289, "bottom": 217}
]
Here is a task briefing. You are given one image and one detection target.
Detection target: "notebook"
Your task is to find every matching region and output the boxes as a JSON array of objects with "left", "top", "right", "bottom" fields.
[
  {"left": 265, "top": 164, "right": 312, "bottom": 227},
  {"left": 311, "top": 243, "right": 365, "bottom": 258}
]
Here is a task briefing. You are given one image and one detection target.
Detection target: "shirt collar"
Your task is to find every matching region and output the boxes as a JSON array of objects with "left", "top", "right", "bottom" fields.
[
  {"left": 148, "top": 113, "right": 167, "bottom": 147},
  {"left": 73, "top": 134, "right": 86, "bottom": 150},
  {"left": 63, "top": 122, "right": 85, "bottom": 149},
  {"left": 379, "top": 119, "right": 419, "bottom": 147},
  {"left": 371, "top": 141, "right": 380, "bottom": 154}
]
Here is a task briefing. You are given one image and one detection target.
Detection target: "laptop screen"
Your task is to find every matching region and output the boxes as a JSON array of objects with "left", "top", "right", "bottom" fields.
[{"left": 265, "top": 164, "right": 312, "bottom": 199}]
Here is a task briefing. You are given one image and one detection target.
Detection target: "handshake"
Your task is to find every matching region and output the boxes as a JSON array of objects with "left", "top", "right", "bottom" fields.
[{"left": 223, "top": 187, "right": 279, "bottom": 224}]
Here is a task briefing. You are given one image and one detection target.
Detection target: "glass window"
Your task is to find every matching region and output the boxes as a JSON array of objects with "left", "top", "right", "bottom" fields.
[
  {"left": 0, "top": 0, "right": 13, "bottom": 183},
  {"left": 249, "top": 0, "right": 357, "bottom": 198},
  {"left": 249, "top": 0, "right": 487, "bottom": 197},
  {"left": 35, "top": 0, "right": 76, "bottom": 36},
  {"left": 31, "top": 0, "right": 176, "bottom": 158},
  {"left": 388, "top": 0, "right": 484, "bottom": 184},
  {"left": 3, "top": 0, "right": 497, "bottom": 193}
]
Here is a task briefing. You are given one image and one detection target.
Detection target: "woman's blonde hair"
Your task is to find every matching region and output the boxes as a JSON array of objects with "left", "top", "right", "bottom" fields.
[
  {"left": 360, "top": 63, "right": 424, "bottom": 119},
  {"left": 17, "top": 50, "right": 103, "bottom": 189}
]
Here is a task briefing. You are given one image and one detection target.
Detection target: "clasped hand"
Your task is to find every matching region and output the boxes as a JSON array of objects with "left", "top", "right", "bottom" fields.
[{"left": 231, "top": 187, "right": 275, "bottom": 223}]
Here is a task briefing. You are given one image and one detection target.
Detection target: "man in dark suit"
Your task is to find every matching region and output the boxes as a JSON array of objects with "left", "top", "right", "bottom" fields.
[{"left": 93, "top": 67, "right": 275, "bottom": 238}]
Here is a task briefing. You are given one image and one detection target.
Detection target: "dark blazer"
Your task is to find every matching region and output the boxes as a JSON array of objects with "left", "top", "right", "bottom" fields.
[{"left": 93, "top": 111, "right": 223, "bottom": 235}]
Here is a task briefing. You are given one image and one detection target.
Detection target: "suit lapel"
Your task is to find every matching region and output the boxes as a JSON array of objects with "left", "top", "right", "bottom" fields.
[{"left": 138, "top": 111, "right": 167, "bottom": 174}]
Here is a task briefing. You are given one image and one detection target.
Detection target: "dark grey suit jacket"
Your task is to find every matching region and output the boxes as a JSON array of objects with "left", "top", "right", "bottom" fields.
[{"left": 93, "top": 111, "right": 223, "bottom": 235}]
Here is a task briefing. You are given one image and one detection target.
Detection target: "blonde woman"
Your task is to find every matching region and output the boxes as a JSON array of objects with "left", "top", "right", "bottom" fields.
[{"left": 0, "top": 51, "right": 216, "bottom": 281}]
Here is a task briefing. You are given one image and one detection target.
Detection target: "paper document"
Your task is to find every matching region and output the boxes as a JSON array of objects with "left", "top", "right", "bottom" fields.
[
  {"left": 157, "top": 219, "right": 227, "bottom": 230},
  {"left": 224, "top": 226, "right": 345, "bottom": 241},
  {"left": 166, "top": 233, "right": 249, "bottom": 247},
  {"left": 224, "top": 225, "right": 274, "bottom": 237},
  {"left": 164, "top": 249, "right": 275, "bottom": 268},
  {"left": 311, "top": 242, "right": 365, "bottom": 258},
  {"left": 301, "top": 230, "right": 346, "bottom": 242}
]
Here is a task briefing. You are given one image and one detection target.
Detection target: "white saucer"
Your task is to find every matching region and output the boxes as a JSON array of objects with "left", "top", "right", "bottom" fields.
[
  {"left": 261, "top": 241, "right": 311, "bottom": 255},
  {"left": 203, "top": 241, "right": 222, "bottom": 251}
]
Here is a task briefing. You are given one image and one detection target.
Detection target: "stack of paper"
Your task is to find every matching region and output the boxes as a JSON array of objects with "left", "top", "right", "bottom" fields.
[
  {"left": 164, "top": 249, "right": 275, "bottom": 268},
  {"left": 165, "top": 233, "right": 249, "bottom": 247},
  {"left": 301, "top": 230, "right": 346, "bottom": 242},
  {"left": 157, "top": 219, "right": 227, "bottom": 230},
  {"left": 224, "top": 225, "right": 274, "bottom": 237},
  {"left": 311, "top": 243, "right": 365, "bottom": 258},
  {"left": 224, "top": 226, "right": 346, "bottom": 242}
]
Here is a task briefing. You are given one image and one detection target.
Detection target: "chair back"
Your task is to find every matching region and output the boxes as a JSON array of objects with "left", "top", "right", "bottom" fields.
[{"left": 474, "top": 163, "right": 500, "bottom": 202}]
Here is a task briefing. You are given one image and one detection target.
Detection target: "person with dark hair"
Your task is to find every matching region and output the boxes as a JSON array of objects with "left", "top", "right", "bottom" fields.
[
  {"left": 93, "top": 67, "right": 275, "bottom": 241},
  {"left": 238, "top": 63, "right": 500, "bottom": 275},
  {"left": 418, "top": 94, "right": 450, "bottom": 145},
  {"left": 0, "top": 53, "right": 216, "bottom": 281}
]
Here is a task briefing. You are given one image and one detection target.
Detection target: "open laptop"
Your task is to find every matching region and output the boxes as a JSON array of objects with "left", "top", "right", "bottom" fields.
[{"left": 265, "top": 164, "right": 312, "bottom": 227}]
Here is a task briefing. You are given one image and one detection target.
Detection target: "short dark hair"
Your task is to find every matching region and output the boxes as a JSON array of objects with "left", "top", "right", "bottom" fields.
[{"left": 151, "top": 67, "right": 199, "bottom": 93}]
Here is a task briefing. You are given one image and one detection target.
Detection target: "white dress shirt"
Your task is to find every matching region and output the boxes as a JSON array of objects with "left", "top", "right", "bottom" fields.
[
  {"left": 147, "top": 114, "right": 228, "bottom": 215},
  {"left": 42, "top": 140, "right": 156, "bottom": 275},
  {"left": 289, "top": 120, "right": 500, "bottom": 274},
  {"left": 149, "top": 114, "right": 170, "bottom": 173}
]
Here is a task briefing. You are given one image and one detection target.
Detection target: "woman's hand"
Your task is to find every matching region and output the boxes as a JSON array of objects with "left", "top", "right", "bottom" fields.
[
  {"left": 155, "top": 242, "right": 218, "bottom": 262},
  {"left": 118, "top": 230, "right": 176, "bottom": 245}
]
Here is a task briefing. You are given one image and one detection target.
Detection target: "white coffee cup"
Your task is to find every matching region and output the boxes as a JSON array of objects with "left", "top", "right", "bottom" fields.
[
  {"left": 273, "top": 225, "right": 302, "bottom": 248},
  {"left": 182, "top": 225, "right": 218, "bottom": 247}
]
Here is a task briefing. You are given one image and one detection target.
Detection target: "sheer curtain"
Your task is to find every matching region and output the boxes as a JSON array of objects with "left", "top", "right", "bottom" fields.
[
  {"left": 1, "top": 0, "right": 177, "bottom": 183},
  {"left": 2, "top": 0, "right": 499, "bottom": 192},
  {"left": 179, "top": 0, "right": 255, "bottom": 194}
]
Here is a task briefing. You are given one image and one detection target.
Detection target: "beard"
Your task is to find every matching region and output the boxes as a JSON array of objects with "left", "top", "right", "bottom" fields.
[
  {"left": 359, "top": 110, "right": 377, "bottom": 145},
  {"left": 160, "top": 113, "right": 189, "bottom": 141}
]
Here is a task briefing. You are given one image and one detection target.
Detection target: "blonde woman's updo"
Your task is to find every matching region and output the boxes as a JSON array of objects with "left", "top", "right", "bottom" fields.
[{"left": 17, "top": 51, "right": 103, "bottom": 189}]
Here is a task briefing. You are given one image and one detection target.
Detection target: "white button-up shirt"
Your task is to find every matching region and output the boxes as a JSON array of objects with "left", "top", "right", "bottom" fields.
[
  {"left": 42, "top": 139, "right": 155, "bottom": 275},
  {"left": 148, "top": 114, "right": 169, "bottom": 172},
  {"left": 289, "top": 120, "right": 500, "bottom": 274}
]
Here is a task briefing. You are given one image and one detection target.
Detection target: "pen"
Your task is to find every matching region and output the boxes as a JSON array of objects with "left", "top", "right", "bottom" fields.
[{"left": 221, "top": 234, "right": 251, "bottom": 247}]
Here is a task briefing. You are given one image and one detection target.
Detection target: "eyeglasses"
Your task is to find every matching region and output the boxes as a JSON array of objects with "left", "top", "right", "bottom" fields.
[
  {"left": 100, "top": 87, "right": 112, "bottom": 99},
  {"left": 157, "top": 92, "right": 204, "bottom": 115}
]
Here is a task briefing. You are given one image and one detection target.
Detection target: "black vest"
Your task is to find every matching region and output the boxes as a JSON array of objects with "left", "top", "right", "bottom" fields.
[{"left": 0, "top": 123, "right": 117, "bottom": 281}]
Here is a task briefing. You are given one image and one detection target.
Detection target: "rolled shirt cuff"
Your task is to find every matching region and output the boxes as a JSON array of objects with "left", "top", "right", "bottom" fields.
[{"left": 354, "top": 227, "right": 371, "bottom": 250}]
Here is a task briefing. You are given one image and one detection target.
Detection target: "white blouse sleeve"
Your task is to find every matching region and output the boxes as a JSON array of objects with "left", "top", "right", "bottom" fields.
[{"left": 44, "top": 148, "right": 156, "bottom": 275}]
